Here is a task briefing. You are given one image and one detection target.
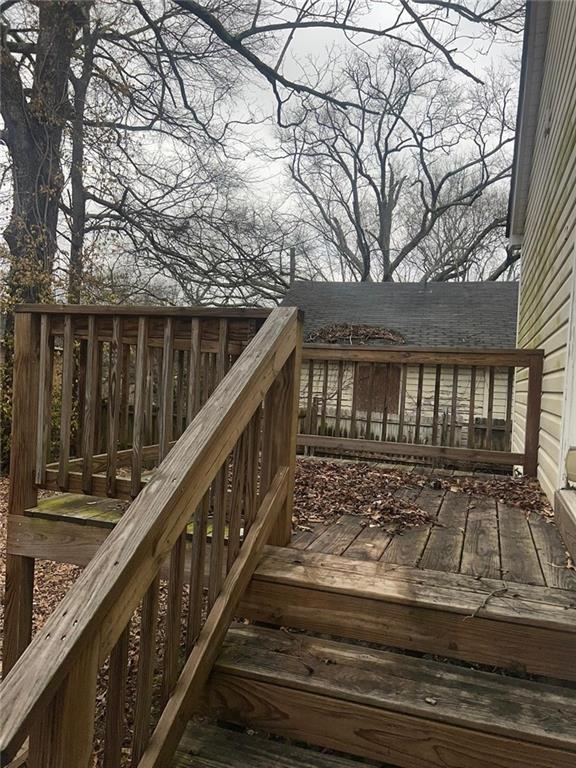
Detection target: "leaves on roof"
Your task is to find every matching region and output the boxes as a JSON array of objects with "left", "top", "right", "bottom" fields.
[{"left": 304, "top": 322, "right": 405, "bottom": 345}]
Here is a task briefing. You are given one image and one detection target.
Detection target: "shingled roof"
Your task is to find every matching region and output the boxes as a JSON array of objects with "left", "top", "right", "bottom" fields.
[{"left": 282, "top": 281, "right": 519, "bottom": 348}]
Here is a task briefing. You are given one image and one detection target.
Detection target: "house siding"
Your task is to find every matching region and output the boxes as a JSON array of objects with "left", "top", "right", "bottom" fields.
[
  {"left": 301, "top": 362, "right": 512, "bottom": 447},
  {"left": 512, "top": 1, "right": 576, "bottom": 502}
]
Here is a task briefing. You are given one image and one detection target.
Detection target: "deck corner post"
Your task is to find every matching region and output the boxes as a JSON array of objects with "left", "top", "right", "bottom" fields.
[
  {"left": 268, "top": 314, "right": 303, "bottom": 546},
  {"left": 524, "top": 351, "right": 543, "bottom": 477},
  {"left": 4, "top": 310, "right": 41, "bottom": 676}
]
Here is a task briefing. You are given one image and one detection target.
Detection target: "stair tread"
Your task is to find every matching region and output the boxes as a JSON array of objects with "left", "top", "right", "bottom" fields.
[
  {"left": 214, "top": 625, "right": 576, "bottom": 752},
  {"left": 174, "top": 722, "right": 378, "bottom": 767},
  {"left": 253, "top": 546, "right": 576, "bottom": 628}
]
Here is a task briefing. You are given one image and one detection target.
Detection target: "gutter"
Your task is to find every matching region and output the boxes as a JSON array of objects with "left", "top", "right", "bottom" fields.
[{"left": 506, "top": 0, "right": 551, "bottom": 242}]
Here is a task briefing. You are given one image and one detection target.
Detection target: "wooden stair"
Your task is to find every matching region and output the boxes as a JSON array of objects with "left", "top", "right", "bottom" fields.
[
  {"left": 239, "top": 546, "right": 576, "bottom": 680},
  {"left": 201, "top": 624, "right": 576, "bottom": 768},
  {"left": 173, "top": 722, "right": 379, "bottom": 767}
]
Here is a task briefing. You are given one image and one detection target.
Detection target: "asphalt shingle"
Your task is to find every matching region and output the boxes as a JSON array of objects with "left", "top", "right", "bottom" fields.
[{"left": 282, "top": 281, "right": 519, "bottom": 348}]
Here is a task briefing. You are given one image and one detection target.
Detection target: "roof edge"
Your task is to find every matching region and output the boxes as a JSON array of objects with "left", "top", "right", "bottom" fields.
[{"left": 507, "top": 0, "right": 551, "bottom": 239}]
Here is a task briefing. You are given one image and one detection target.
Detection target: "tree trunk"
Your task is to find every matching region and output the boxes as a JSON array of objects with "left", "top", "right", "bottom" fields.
[{"left": 1, "top": 1, "right": 86, "bottom": 304}]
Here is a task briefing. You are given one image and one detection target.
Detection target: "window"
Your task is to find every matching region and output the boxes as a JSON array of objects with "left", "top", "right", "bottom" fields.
[{"left": 356, "top": 363, "right": 401, "bottom": 413}]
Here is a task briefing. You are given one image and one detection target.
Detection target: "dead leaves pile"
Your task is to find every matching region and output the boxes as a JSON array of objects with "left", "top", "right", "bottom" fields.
[
  {"left": 293, "top": 460, "right": 431, "bottom": 532},
  {"left": 305, "top": 322, "right": 405, "bottom": 345},
  {"left": 293, "top": 459, "right": 554, "bottom": 534}
]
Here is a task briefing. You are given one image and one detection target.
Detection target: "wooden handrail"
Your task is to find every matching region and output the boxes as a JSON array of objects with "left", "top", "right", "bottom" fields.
[
  {"left": 14, "top": 304, "right": 271, "bottom": 318},
  {"left": 0, "top": 306, "right": 299, "bottom": 766},
  {"left": 303, "top": 344, "right": 543, "bottom": 368}
]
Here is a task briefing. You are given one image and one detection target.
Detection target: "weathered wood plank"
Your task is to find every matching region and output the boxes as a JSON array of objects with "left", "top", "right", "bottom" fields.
[
  {"left": 461, "top": 496, "right": 501, "bottom": 579},
  {"left": 307, "top": 515, "right": 364, "bottom": 556},
  {"left": 240, "top": 548, "right": 576, "bottom": 679},
  {"left": 131, "top": 576, "right": 160, "bottom": 767},
  {"left": 498, "top": 504, "right": 546, "bottom": 586},
  {"left": 528, "top": 513, "right": 576, "bottom": 590},
  {"left": 206, "top": 626, "right": 576, "bottom": 768},
  {"left": 131, "top": 317, "right": 149, "bottom": 497},
  {"left": 297, "top": 434, "right": 524, "bottom": 466},
  {"left": 35, "top": 314, "right": 54, "bottom": 486},
  {"left": 3, "top": 312, "right": 40, "bottom": 676},
  {"left": 57, "top": 315, "right": 74, "bottom": 490},
  {"left": 103, "top": 625, "right": 129, "bottom": 768},
  {"left": 174, "top": 722, "right": 378, "bottom": 768},
  {"left": 419, "top": 491, "right": 468, "bottom": 573},
  {"left": 28, "top": 638, "right": 98, "bottom": 768}
]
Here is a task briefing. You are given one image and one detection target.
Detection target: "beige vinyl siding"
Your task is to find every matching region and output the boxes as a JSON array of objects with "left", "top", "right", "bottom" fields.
[
  {"left": 512, "top": 1, "right": 576, "bottom": 502},
  {"left": 301, "top": 361, "right": 511, "bottom": 446}
]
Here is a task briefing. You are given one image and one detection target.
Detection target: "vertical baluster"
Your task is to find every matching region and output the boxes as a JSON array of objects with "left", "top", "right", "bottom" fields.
[
  {"left": 208, "top": 460, "right": 226, "bottom": 609},
  {"left": 187, "top": 318, "right": 201, "bottom": 423},
  {"left": 35, "top": 314, "right": 54, "bottom": 485},
  {"left": 504, "top": 366, "right": 514, "bottom": 450},
  {"left": 305, "top": 359, "right": 314, "bottom": 434},
  {"left": 449, "top": 365, "right": 459, "bottom": 446},
  {"left": 159, "top": 318, "right": 175, "bottom": 462},
  {"left": 75, "top": 338, "right": 88, "bottom": 456},
  {"left": 467, "top": 366, "right": 477, "bottom": 449},
  {"left": 397, "top": 364, "right": 407, "bottom": 443},
  {"left": 227, "top": 430, "right": 247, "bottom": 571},
  {"left": 131, "top": 317, "right": 149, "bottom": 498},
  {"left": 107, "top": 317, "right": 124, "bottom": 497},
  {"left": 163, "top": 530, "right": 186, "bottom": 702},
  {"left": 335, "top": 360, "right": 344, "bottom": 437},
  {"left": 186, "top": 493, "right": 209, "bottom": 653},
  {"left": 175, "top": 349, "right": 185, "bottom": 437},
  {"left": 58, "top": 315, "right": 74, "bottom": 490},
  {"left": 350, "top": 362, "right": 359, "bottom": 438},
  {"left": 381, "top": 363, "right": 389, "bottom": 441},
  {"left": 81, "top": 316, "right": 99, "bottom": 493},
  {"left": 119, "top": 344, "right": 131, "bottom": 447},
  {"left": 431, "top": 365, "right": 441, "bottom": 445},
  {"left": 145, "top": 348, "right": 154, "bottom": 445},
  {"left": 131, "top": 575, "right": 160, "bottom": 767},
  {"left": 486, "top": 366, "right": 495, "bottom": 449},
  {"left": 103, "top": 623, "right": 130, "bottom": 768},
  {"left": 414, "top": 364, "right": 424, "bottom": 444},
  {"left": 320, "top": 360, "right": 328, "bottom": 434},
  {"left": 216, "top": 318, "right": 228, "bottom": 383},
  {"left": 244, "top": 406, "right": 262, "bottom": 533},
  {"left": 94, "top": 341, "right": 104, "bottom": 455},
  {"left": 365, "top": 363, "right": 375, "bottom": 438}
]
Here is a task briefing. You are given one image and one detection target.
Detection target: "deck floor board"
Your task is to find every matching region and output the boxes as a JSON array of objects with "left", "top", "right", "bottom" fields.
[{"left": 291, "top": 487, "right": 576, "bottom": 591}]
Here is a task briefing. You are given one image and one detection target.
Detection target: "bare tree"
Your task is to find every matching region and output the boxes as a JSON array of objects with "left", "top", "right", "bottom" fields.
[{"left": 278, "top": 44, "right": 516, "bottom": 283}]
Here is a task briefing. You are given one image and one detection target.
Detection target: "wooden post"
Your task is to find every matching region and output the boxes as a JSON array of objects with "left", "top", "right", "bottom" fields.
[
  {"left": 524, "top": 352, "right": 543, "bottom": 477},
  {"left": 28, "top": 638, "right": 99, "bottom": 768},
  {"left": 268, "top": 315, "right": 302, "bottom": 546},
  {"left": 3, "top": 311, "right": 40, "bottom": 675}
]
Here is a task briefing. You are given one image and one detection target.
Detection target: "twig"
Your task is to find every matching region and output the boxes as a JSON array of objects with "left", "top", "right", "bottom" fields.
[{"left": 463, "top": 587, "right": 508, "bottom": 620}]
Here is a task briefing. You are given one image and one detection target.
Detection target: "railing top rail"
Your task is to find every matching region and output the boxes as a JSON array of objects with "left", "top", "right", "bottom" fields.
[
  {"left": 0, "top": 306, "right": 299, "bottom": 761},
  {"left": 302, "top": 344, "right": 544, "bottom": 366},
  {"left": 14, "top": 304, "right": 272, "bottom": 318}
]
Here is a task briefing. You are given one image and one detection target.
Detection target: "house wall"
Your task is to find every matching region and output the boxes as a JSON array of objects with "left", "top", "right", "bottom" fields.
[
  {"left": 512, "top": 1, "right": 576, "bottom": 502},
  {"left": 301, "top": 361, "right": 512, "bottom": 448}
]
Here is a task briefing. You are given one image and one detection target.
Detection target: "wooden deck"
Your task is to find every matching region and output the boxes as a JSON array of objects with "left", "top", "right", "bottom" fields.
[{"left": 291, "top": 480, "right": 576, "bottom": 591}]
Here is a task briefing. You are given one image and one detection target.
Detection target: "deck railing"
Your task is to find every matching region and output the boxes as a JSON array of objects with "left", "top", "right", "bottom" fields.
[
  {"left": 19, "top": 305, "right": 272, "bottom": 499},
  {"left": 0, "top": 305, "right": 302, "bottom": 768},
  {"left": 299, "top": 345, "right": 543, "bottom": 474}
]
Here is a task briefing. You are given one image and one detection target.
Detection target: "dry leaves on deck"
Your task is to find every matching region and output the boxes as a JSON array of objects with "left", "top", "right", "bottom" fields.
[{"left": 293, "top": 460, "right": 430, "bottom": 532}]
